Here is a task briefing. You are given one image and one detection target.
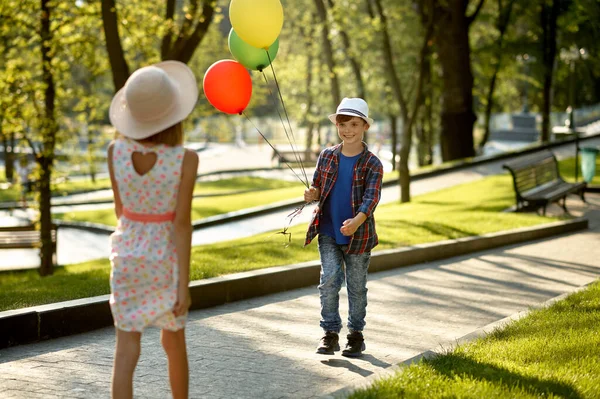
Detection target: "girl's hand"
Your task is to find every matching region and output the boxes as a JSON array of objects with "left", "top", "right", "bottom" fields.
[{"left": 173, "top": 286, "right": 191, "bottom": 317}]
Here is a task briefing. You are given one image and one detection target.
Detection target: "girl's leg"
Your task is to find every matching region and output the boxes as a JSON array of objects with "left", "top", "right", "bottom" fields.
[
  {"left": 112, "top": 329, "right": 141, "bottom": 399},
  {"left": 161, "top": 328, "right": 189, "bottom": 399}
]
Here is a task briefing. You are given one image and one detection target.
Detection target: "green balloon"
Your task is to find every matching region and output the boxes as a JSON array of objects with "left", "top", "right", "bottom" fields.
[{"left": 228, "top": 28, "right": 279, "bottom": 71}]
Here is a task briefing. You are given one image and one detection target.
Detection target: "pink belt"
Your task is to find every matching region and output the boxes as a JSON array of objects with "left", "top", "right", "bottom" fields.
[{"left": 122, "top": 208, "right": 175, "bottom": 223}]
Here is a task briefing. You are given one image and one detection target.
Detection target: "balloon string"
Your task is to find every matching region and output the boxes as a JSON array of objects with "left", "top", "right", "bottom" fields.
[
  {"left": 259, "top": 72, "right": 309, "bottom": 188},
  {"left": 242, "top": 112, "right": 309, "bottom": 189},
  {"left": 260, "top": 69, "right": 309, "bottom": 188},
  {"left": 269, "top": 202, "right": 310, "bottom": 247},
  {"left": 264, "top": 50, "right": 310, "bottom": 187}
]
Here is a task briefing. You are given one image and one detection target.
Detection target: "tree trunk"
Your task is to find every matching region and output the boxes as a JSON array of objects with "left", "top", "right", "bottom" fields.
[
  {"left": 416, "top": 26, "right": 433, "bottom": 167},
  {"left": 326, "top": 0, "right": 366, "bottom": 100},
  {"left": 481, "top": 0, "right": 516, "bottom": 151},
  {"left": 38, "top": 156, "right": 54, "bottom": 276},
  {"left": 540, "top": 0, "right": 559, "bottom": 143},
  {"left": 390, "top": 114, "right": 398, "bottom": 172},
  {"left": 87, "top": 124, "right": 96, "bottom": 184},
  {"left": 399, "top": 124, "right": 411, "bottom": 202},
  {"left": 39, "top": 0, "right": 57, "bottom": 276},
  {"left": 2, "top": 129, "right": 15, "bottom": 183},
  {"left": 302, "top": 39, "right": 315, "bottom": 161},
  {"left": 101, "top": 0, "right": 130, "bottom": 91},
  {"left": 161, "top": 1, "right": 216, "bottom": 63},
  {"left": 482, "top": 64, "right": 500, "bottom": 151},
  {"left": 372, "top": 0, "right": 408, "bottom": 114},
  {"left": 313, "top": 0, "right": 341, "bottom": 108},
  {"left": 374, "top": 0, "right": 433, "bottom": 202},
  {"left": 434, "top": 0, "right": 479, "bottom": 161}
]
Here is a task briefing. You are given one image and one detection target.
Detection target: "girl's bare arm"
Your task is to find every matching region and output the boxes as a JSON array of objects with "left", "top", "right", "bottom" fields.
[
  {"left": 172, "top": 149, "right": 198, "bottom": 316},
  {"left": 107, "top": 141, "right": 123, "bottom": 219}
]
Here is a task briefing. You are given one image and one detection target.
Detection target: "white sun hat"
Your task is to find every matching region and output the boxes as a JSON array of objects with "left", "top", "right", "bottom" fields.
[
  {"left": 109, "top": 60, "right": 199, "bottom": 140},
  {"left": 328, "top": 97, "right": 374, "bottom": 126}
]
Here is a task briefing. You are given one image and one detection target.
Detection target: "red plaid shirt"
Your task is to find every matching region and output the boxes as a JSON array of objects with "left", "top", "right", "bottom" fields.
[{"left": 305, "top": 143, "right": 383, "bottom": 254}]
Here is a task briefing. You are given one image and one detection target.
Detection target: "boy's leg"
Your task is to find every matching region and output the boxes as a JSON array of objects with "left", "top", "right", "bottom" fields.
[
  {"left": 112, "top": 329, "right": 142, "bottom": 399},
  {"left": 161, "top": 328, "right": 189, "bottom": 399},
  {"left": 317, "top": 235, "right": 345, "bottom": 333},
  {"left": 342, "top": 251, "right": 370, "bottom": 357}
]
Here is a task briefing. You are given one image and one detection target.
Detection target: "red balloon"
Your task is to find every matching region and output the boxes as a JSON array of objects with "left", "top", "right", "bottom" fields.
[{"left": 203, "top": 60, "right": 252, "bottom": 114}]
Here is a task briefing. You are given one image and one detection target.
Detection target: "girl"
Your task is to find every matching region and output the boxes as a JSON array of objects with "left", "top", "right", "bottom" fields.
[{"left": 107, "top": 61, "right": 199, "bottom": 399}]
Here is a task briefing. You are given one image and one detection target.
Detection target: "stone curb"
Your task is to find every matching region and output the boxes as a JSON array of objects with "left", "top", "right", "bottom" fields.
[
  {"left": 322, "top": 281, "right": 593, "bottom": 399},
  {"left": 0, "top": 217, "right": 587, "bottom": 349}
]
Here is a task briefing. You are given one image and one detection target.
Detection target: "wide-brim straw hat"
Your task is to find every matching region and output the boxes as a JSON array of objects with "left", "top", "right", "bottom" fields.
[
  {"left": 328, "top": 97, "right": 374, "bottom": 126},
  {"left": 109, "top": 61, "right": 198, "bottom": 140}
]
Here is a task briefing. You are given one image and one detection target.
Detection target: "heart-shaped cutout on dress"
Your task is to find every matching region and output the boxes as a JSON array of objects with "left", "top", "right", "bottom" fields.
[{"left": 131, "top": 151, "right": 158, "bottom": 176}]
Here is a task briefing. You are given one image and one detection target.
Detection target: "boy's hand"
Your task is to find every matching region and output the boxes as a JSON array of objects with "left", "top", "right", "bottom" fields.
[
  {"left": 304, "top": 187, "right": 320, "bottom": 202},
  {"left": 340, "top": 218, "right": 359, "bottom": 236},
  {"left": 340, "top": 213, "right": 367, "bottom": 236}
]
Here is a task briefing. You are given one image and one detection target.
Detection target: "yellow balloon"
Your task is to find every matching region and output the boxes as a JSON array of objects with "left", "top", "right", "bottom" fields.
[{"left": 230, "top": 0, "right": 284, "bottom": 50}]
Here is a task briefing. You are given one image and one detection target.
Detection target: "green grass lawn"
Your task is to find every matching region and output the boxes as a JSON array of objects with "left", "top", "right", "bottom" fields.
[
  {"left": 51, "top": 177, "right": 113, "bottom": 197},
  {"left": 0, "top": 174, "right": 559, "bottom": 311},
  {"left": 349, "top": 281, "right": 600, "bottom": 398},
  {"left": 559, "top": 155, "right": 600, "bottom": 185},
  {"left": 0, "top": 177, "right": 114, "bottom": 203},
  {"left": 53, "top": 176, "right": 305, "bottom": 226},
  {"left": 2, "top": 173, "right": 302, "bottom": 203}
]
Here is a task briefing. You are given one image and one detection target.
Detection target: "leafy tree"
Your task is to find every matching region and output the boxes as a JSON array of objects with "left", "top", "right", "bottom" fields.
[
  {"left": 432, "top": 0, "right": 486, "bottom": 162},
  {"left": 313, "top": 0, "right": 342, "bottom": 108},
  {"left": 540, "top": 0, "right": 567, "bottom": 142},
  {"left": 371, "top": 0, "right": 434, "bottom": 202},
  {"left": 478, "top": 0, "right": 517, "bottom": 150},
  {"left": 1, "top": 0, "right": 64, "bottom": 275},
  {"left": 102, "top": 0, "right": 218, "bottom": 92}
]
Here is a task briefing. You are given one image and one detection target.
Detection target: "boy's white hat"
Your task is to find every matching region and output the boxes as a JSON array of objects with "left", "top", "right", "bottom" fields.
[
  {"left": 109, "top": 60, "right": 198, "bottom": 140},
  {"left": 328, "top": 97, "right": 374, "bottom": 126}
]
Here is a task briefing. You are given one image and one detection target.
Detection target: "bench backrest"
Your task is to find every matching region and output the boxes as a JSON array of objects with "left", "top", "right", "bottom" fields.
[
  {"left": 0, "top": 224, "right": 57, "bottom": 232},
  {"left": 503, "top": 150, "right": 561, "bottom": 193}
]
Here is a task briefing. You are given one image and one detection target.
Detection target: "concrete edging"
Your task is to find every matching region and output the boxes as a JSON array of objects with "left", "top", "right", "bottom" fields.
[{"left": 0, "top": 217, "right": 588, "bottom": 349}]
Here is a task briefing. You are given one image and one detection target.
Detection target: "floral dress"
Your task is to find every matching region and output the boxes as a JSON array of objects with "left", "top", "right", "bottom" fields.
[{"left": 109, "top": 138, "right": 187, "bottom": 332}]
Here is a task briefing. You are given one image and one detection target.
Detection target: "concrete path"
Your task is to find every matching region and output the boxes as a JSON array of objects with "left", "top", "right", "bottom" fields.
[{"left": 0, "top": 193, "right": 598, "bottom": 398}]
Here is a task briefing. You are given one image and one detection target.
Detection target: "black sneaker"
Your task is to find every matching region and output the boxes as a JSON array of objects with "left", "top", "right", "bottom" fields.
[
  {"left": 342, "top": 331, "right": 365, "bottom": 358},
  {"left": 316, "top": 331, "right": 340, "bottom": 355}
]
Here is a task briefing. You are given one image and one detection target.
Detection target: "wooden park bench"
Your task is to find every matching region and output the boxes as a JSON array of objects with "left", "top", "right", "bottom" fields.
[
  {"left": 503, "top": 150, "right": 586, "bottom": 215},
  {"left": 0, "top": 224, "right": 58, "bottom": 263}
]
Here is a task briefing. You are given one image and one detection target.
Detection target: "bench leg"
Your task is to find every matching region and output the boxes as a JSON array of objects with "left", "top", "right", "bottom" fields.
[
  {"left": 580, "top": 189, "right": 586, "bottom": 203},
  {"left": 561, "top": 197, "right": 569, "bottom": 214}
]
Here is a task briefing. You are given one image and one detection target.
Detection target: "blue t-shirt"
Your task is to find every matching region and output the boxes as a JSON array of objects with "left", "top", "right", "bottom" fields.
[{"left": 320, "top": 153, "right": 361, "bottom": 244}]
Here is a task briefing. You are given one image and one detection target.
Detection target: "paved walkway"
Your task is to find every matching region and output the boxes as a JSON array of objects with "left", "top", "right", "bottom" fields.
[{"left": 0, "top": 193, "right": 599, "bottom": 398}]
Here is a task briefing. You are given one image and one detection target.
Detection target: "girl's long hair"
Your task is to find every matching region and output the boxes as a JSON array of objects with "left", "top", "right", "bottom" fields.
[{"left": 116, "top": 122, "right": 184, "bottom": 147}]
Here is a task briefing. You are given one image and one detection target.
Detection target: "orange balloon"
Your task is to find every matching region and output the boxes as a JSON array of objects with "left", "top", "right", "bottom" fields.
[{"left": 203, "top": 60, "right": 252, "bottom": 114}]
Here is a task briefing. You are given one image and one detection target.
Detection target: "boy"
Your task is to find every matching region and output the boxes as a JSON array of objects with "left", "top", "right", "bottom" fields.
[{"left": 304, "top": 97, "right": 383, "bottom": 357}]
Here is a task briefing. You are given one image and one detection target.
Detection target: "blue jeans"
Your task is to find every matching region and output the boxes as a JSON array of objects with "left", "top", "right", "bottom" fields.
[{"left": 317, "top": 234, "right": 371, "bottom": 333}]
